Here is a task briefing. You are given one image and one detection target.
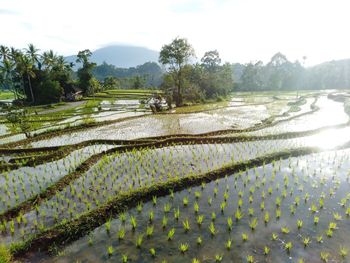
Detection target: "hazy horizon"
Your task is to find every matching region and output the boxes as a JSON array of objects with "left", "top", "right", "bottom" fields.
[{"left": 1, "top": 0, "right": 350, "bottom": 66}]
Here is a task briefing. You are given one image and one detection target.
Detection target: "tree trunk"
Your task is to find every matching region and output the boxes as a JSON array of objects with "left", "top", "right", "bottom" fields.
[
  {"left": 176, "top": 69, "right": 183, "bottom": 107},
  {"left": 27, "top": 74, "right": 34, "bottom": 103}
]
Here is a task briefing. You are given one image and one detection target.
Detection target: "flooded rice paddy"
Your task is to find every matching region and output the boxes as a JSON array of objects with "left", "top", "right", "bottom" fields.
[{"left": 0, "top": 90, "right": 350, "bottom": 262}]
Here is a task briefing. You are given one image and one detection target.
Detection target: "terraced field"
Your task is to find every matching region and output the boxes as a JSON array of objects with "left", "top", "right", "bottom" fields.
[{"left": 1, "top": 90, "right": 350, "bottom": 263}]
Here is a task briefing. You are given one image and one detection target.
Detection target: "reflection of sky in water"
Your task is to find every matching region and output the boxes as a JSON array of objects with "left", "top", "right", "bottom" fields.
[{"left": 307, "top": 127, "right": 350, "bottom": 149}]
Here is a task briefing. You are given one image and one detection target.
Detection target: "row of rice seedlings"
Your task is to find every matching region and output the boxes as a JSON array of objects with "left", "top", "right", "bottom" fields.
[
  {"left": 50, "top": 149, "right": 350, "bottom": 262},
  {"left": 0, "top": 139, "right": 309, "bottom": 243},
  {"left": 0, "top": 145, "right": 113, "bottom": 214}
]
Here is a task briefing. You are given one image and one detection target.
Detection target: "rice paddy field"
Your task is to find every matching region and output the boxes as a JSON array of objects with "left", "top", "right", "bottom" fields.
[{"left": 1, "top": 89, "right": 350, "bottom": 263}]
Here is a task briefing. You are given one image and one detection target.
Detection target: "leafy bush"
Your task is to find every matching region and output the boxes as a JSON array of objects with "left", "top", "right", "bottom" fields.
[{"left": 36, "top": 79, "right": 63, "bottom": 104}]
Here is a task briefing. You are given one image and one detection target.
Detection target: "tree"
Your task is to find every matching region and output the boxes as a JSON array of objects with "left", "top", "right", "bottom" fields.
[
  {"left": 25, "top": 44, "right": 40, "bottom": 68},
  {"left": 201, "top": 50, "right": 221, "bottom": 72},
  {"left": 76, "top": 49, "right": 96, "bottom": 95},
  {"left": 159, "top": 37, "right": 195, "bottom": 106},
  {"left": 0, "top": 45, "right": 10, "bottom": 62},
  {"left": 103, "top": 76, "right": 119, "bottom": 90},
  {"left": 36, "top": 79, "right": 63, "bottom": 104},
  {"left": 0, "top": 60, "right": 17, "bottom": 98},
  {"left": 19, "top": 55, "right": 36, "bottom": 103}
]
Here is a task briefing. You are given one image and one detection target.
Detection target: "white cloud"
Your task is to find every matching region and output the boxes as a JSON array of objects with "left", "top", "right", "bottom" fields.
[{"left": 0, "top": 0, "right": 350, "bottom": 65}]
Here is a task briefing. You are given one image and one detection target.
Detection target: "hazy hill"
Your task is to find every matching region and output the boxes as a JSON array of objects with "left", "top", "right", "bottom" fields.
[{"left": 65, "top": 45, "right": 159, "bottom": 68}]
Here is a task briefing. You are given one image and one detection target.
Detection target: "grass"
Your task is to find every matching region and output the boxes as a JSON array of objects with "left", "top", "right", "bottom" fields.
[{"left": 0, "top": 91, "right": 14, "bottom": 100}]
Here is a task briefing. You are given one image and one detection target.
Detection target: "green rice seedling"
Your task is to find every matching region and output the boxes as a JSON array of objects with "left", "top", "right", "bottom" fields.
[
  {"left": 303, "top": 237, "right": 311, "bottom": 247},
  {"left": 209, "top": 222, "right": 216, "bottom": 236},
  {"left": 319, "top": 198, "right": 324, "bottom": 209},
  {"left": 227, "top": 217, "right": 233, "bottom": 231},
  {"left": 285, "top": 242, "right": 292, "bottom": 253},
  {"left": 276, "top": 209, "right": 281, "bottom": 219},
  {"left": 164, "top": 203, "right": 171, "bottom": 213},
  {"left": 137, "top": 202, "right": 143, "bottom": 213},
  {"left": 226, "top": 239, "right": 232, "bottom": 250},
  {"left": 208, "top": 197, "right": 212, "bottom": 206},
  {"left": 167, "top": 228, "right": 175, "bottom": 241},
  {"left": 333, "top": 212, "right": 342, "bottom": 221},
  {"left": 195, "top": 191, "right": 201, "bottom": 199},
  {"left": 290, "top": 205, "right": 296, "bottom": 215},
  {"left": 149, "top": 210, "right": 154, "bottom": 222},
  {"left": 197, "top": 215, "right": 204, "bottom": 226},
  {"left": 105, "top": 219, "right": 111, "bottom": 233},
  {"left": 122, "top": 255, "right": 128, "bottom": 263},
  {"left": 183, "top": 219, "right": 191, "bottom": 232},
  {"left": 317, "top": 235, "right": 323, "bottom": 243},
  {"left": 162, "top": 216, "right": 168, "bottom": 228},
  {"left": 118, "top": 228, "right": 125, "bottom": 240},
  {"left": 214, "top": 187, "right": 218, "bottom": 197},
  {"left": 268, "top": 187, "right": 273, "bottom": 195},
  {"left": 304, "top": 193, "right": 310, "bottom": 203},
  {"left": 248, "top": 208, "right": 254, "bottom": 217},
  {"left": 264, "top": 212, "right": 269, "bottom": 224},
  {"left": 211, "top": 212, "right": 217, "bottom": 221},
  {"left": 215, "top": 254, "right": 223, "bottom": 262},
  {"left": 136, "top": 234, "right": 144, "bottom": 248},
  {"left": 192, "top": 258, "right": 200, "bottom": 263},
  {"left": 194, "top": 202, "right": 199, "bottom": 214},
  {"left": 179, "top": 243, "right": 189, "bottom": 253},
  {"left": 174, "top": 207, "right": 180, "bottom": 220},
  {"left": 264, "top": 246, "right": 270, "bottom": 255},
  {"left": 249, "top": 218, "right": 258, "bottom": 231},
  {"left": 346, "top": 207, "right": 350, "bottom": 216},
  {"left": 339, "top": 246, "right": 348, "bottom": 258},
  {"left": 149, "top": 248, "right": 156, "bottom": 257},
  {"left": 146, "top": 225, "right": 154, "bottom": 238},
  {"left": 275, "top": 197, "right": 281, "bottom": 207},
  {"left": 326, "top": 229, "right": 333, "bottom": 238},
  {"left": 152, "top": 196, "right": 157, "bottom": 206},
  {"left": 340, "top": 198, "right": 347, "bottom": 207},
  {"left": 238, "top": 198, "right": 243, "bottom": 208},
  {"left": 281, "top": 226, "right": 290, "bottom": 234},
  {"left": 297, "top": 219, "right": 303, "bottom": 229},
  {"left": 260, "top": 201, "right": 265, "bottom": 211},
  {"left": 130, "top": 216, "right": 137, "bottom": 230},
  {"left": 242, "top": 233, "right": 248, "bottom": 242},
  {"left": 197, "top": 236, "right": 202, "bottom": 245},
  {"left": 119, "top": 212, "right": 127, "bottom": 223},
  {"left": 329, "top": 222, "right": 337, "bottom": 230},
  {"left": 314, "top": 216, "right": 319, "bottom": 225},
  {"left": 107, "top": 246, "right": 114, "bottom": 257},
  {"left": 320, "top": 251, "right": 329, "bottom": 262},
  {"left": 272, "top": 233, "right": 278, "bottom": 241},
  {"left": 183, "top": 196, "right": 189, "bottom": 206},
  {"left": 220, "top": 202, "right": 226, "bottom": 214},
  {"left": 246, "top": 255, "right": 255, "bottom": 263},
  {"left": 235, "top": 209, "right": 244, "bottom": 221}
]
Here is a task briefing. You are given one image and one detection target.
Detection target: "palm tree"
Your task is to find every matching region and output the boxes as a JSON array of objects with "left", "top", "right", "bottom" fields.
[
  {"left": 0, "top": 45, "right": 10, "bottom": 62},
  {"left": 42, "top": 50, "right": 56, "bottom": 70},
  {"left": 0, "top": 59, "right": 17, "bottom": 99},
  {"left": 13, "top": 53, "right": 35, "bottom": 103},
  {"left": 25, "top": 43, "right": 40, "bottom": 69}
]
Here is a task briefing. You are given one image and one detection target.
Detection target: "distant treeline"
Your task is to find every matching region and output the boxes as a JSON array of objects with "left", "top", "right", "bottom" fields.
[
  {"left": 92, "top": 61, "right": 163, "bottom": 88},
  {"left": 233, "top": 53, "right": 350, "bottom": 91}
]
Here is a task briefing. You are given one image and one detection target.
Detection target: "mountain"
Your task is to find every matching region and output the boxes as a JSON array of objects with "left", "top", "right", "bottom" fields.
[{"left": 65, "top": 45, "right": 159, "bottom": 68}]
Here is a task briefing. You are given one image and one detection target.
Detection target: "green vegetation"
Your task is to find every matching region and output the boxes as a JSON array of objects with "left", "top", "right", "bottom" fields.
[{"left": 0, "top": 245, "right": 11, "bottom": 263}]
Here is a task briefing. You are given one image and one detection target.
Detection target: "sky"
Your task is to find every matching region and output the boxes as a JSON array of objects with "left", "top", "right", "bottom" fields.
[{"left": 1, "top": 0, "right": 350, "bottom": 66}]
